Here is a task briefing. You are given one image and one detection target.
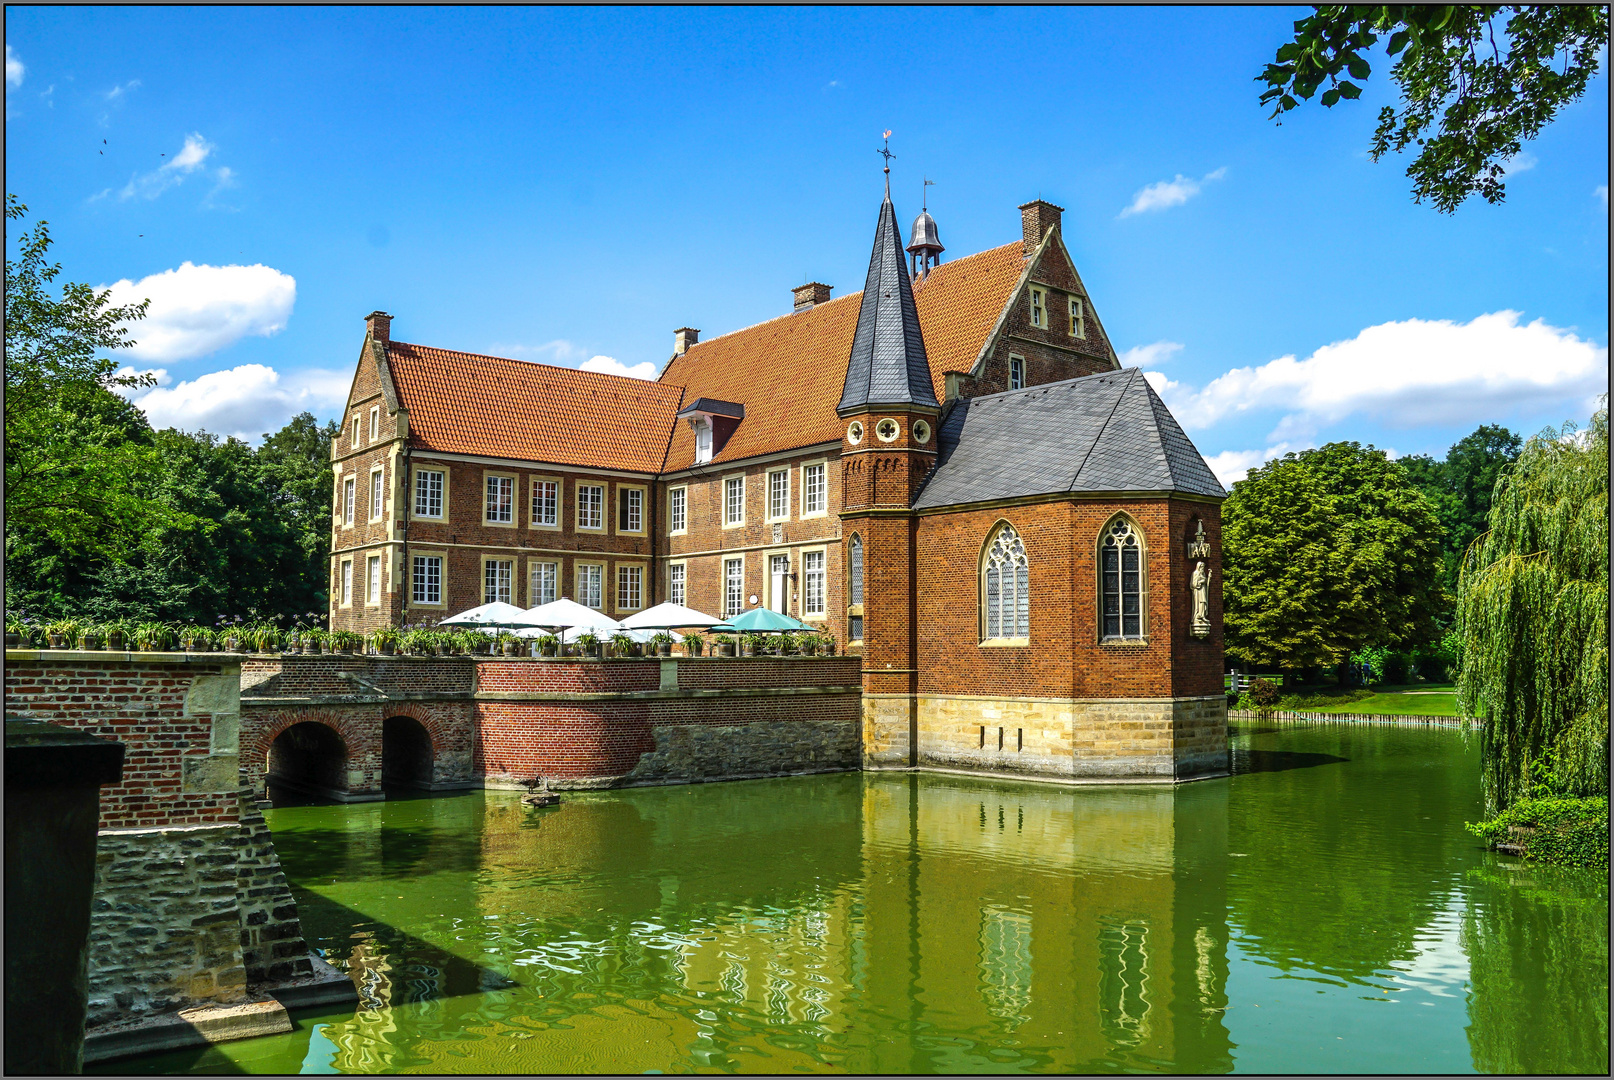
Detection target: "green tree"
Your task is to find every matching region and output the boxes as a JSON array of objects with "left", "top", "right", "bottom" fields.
[
  {"left": 3, "top": 194, "right": 201, "bottom": 562},
  {"left": 1223, "top": 441, "right": 1445, "bottom": 674},
  {"left": 1258, "top": 6, "right": 1610, "bottom": 211},
  {"left": 1457, "top": 403, "right": 1608, "bottom": 809},
  {"left": 257, "top": 411, "right": 340, "bottom": 618},
  {"left": 1399, "top": 423, "right": 1523, "bottom": 610}
]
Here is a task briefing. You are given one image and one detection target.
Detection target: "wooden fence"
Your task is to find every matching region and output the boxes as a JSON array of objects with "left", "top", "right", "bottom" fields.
[{"left": 1228, "top": 709, "right": 1478, "bottom": 729}]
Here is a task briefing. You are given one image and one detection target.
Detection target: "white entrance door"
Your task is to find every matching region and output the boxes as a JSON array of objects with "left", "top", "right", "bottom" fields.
[{"left": 770, "top": 554, "right": 790, "bottom": 613}]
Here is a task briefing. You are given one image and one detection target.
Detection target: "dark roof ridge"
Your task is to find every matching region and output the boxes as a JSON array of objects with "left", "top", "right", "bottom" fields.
[{"left": 390, "top": 339, "right": 687, "bottom": 395}]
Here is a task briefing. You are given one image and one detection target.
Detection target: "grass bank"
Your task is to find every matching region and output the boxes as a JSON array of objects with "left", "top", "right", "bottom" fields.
[{"left": 1230, "top": 680, "right": 1463, "bottom": 718}]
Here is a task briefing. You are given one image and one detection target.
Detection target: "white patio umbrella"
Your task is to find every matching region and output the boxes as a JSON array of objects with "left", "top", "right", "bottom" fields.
[
  {"left": 435, "top": 602, "right": 539, "bottom": 629},
  {"left": 619, "top": 602, "right": 723, "bottom": 631},
  {"left": 516, "top": 598, "right": 622, "bottom": 639}
]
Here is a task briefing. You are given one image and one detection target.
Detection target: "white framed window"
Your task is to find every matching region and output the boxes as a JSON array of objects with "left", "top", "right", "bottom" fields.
[
  {"left": 369, "top": 468, "right": 385, "bottom": 522},
  {"left": 530, "top": 478, "right": 559, "bottom": 528},
  {"left": 414, "top": 469, "right": 444, "bottom": 518},
  {"left": 366, "top": 554, "right": 382, "bottom": 605},
  {"left": 484, "top": 474, "right": 515, "bottom": 525},
  {"left": 342, "top": 477, "right": 356, "bottom": 526},
  {"left": 801, "top": 463, "right": 827, "bottom": 517},
  {"left": 412, "top": 554, "right": 443, "bottom": 606},
  {"left": 724, "top": 557, "right": 745, "bottom": 616},
  {"left": 529, "top": 560, "right": 557, "bottom": 606},
  {"left": 723, "top": 475, "right": 745, "bottom": 527},
  {"left": 577, "top": 484, "right": 604, "bottom": 530},
  {"left": 1069, "top": 297, "right": 1086, "bottom": 339},
  {"left": 668, "top": 562, "right": 686, "bottom": 606},
  {"left": 1100, "top": 517, "right": 1146, "bottom": 641},
  {"left": 618, "top": 486, "right": 644, "bottom": 534},
  {"left": 1030, "top": 288, "right": 1045, "bottom": 328},
  {"left": 483, "top": 558, "right": 513, "bottom": 605},
  {"left": 351, "top": 414, "right": 362, "bottom": 448},
  {"left": 982, "top": 522, "right": 1030, "bottom": 643},
  {"left": 1009, "top": 356, "right": 1026, "bottom": 391},
  {"left": 694, "top": 418, "right": 713, "bottom": 464},
  {"left": 668, "top": 486, "right": 687, "bottom": 535},
  {"left": 617, "top": 564, "right": 643, "bottom": 611},
  {"left": 767, "top": 468, "right": 790, "bottom": 522},
  {"left": 803, "top": 550, "right": 825, "bottom": 616},
  {"left": 340, "top": 558, "right": 353, "bottom": 606},
  {"left": 369, "top": 406, "right": 380, "bottom": 441},
  {"left": 576, "top": 563, "right": 604, "bottom": 609}
]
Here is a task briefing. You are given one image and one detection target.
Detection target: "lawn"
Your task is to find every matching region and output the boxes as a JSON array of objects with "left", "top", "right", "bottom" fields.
[{"left": 1230, "top": 680, "right": 1466, "bottom": 717}]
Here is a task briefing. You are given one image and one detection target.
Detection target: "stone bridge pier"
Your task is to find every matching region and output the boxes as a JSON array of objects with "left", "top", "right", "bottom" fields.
[{"left": 239, "top": 703, "right": 476, "bottom": 801}]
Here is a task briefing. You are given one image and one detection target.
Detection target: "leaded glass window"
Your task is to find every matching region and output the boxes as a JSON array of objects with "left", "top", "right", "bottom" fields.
[
  {"left": 982, "top": 524, "right": 1030, "bottom": 641},
  {"left": 1101, "top": 518, "right": 1144, "bottom": 640}
]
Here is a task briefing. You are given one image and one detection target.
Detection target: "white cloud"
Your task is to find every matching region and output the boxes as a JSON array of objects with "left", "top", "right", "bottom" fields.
[
  {"left": 117, "top": 364, "right": 350, "bottom": 441},
  {"left": 1119, "top": 340, "right": 1183, "bottom": 368},
  {"left": 1202, "top": 442, "right": 1305, "bottom": 487},
  {"left": 5, "top": 45, "right": 23, "bottom": 89},
  {"left": 490, "top": 339, "right": 585, "bottom": 364},
  {"left": 578, "top": 355, "right": 657, "bottom": 380},
  {"left": 103, "top": 79, "right": 141, "bottom": 101},
  {"left": 101, "top": 262, "right": 296, "bottom": 362},
  {"left": 118, "top": 132, "right": 215, "bottom": 200},
  {"left": 1159, "top": 310, "right": 1608, "bottom": 438},
  {"left": 1500, "top": 151, "right": 1537, "bottom": 175},
  {"left": 1598, "top": 185, "right": 1608, "bottom": 209},
  {"left": 1119, "top": 167, "right": 1226, "bottom": 218}
]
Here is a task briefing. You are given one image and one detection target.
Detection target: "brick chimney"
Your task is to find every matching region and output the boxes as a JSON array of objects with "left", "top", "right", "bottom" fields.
[
  {"left": 366, "top": 310, "right": 392, "bottom": 344},
  {"left": 673, "top": 327, "right": 700, "bottom": 356},
  {"left": 792, "top": 282, "right": 832, "bottom": 312},
  {"left": 1018, "top": 200, "right": 1064, "bottom": 257}
]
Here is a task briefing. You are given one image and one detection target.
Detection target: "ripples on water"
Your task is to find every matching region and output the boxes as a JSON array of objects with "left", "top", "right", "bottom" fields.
[{"left": 103, "top": 724, "right": 1608, "bottom": 1075}]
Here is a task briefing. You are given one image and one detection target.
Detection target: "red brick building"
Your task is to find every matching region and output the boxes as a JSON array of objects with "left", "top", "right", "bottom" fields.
[{"left": 331, "top": 182, "right": 1228, "bottom": 782}]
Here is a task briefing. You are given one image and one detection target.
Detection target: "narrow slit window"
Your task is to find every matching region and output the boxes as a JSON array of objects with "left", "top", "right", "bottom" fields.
[
  {"left": 1069, "top": 297, "right": 1086, "bottom": 339},
  {"left": 1030, "top": 288, "right": 1044, "bottom": 328},
  {"left": 1009, "top": 357, "right": 1025, "bottom": 391}
]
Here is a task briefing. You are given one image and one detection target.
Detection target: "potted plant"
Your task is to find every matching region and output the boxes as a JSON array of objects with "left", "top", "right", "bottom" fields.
[
  {"left": 249, "top": 625, "right": 280, "bottom": 654},
  {"left": 609, "top": 632, "right": 635, "bottom": 658},
  {"left": 78, "top": 625, "right": 105, "bottom": 650},
  {"left": 498, "top": 631, "right": 522, "bottom": 657},
  {"left": 681, "top": 632, "right": 704, "bottom": 657},
  {"left": 650, "top": 631, "right": 674, "bottom": 658},
  {"left": 134, "top": 622, "right": 172, "bottom": 652},
  {"left": 6, "top": 614, "right": 29, "bottom": 649},
  {"left": 712, "top": 633, "right": 735, "bottom": 657},
  {"left": 535, "top": 633, "right": 559, "bottom": 658},
  {"left": 329, "top": 630, "right": 360, "bottom": 655},
  {"left": 399, "top": 628, "right": 430, "bottom": 656},
  {"left": 575, "top": 631, "right": 601, "bottom": 659},
  {"left": 370, "top": 625, "right": 401, "bottom": 656},
  {"left": 177, "top": 625, "right": 207, "bottom": 652},
  {"left": 45, "top": 619, "right": 78, "bottom": 650},
  {"left": 101, "top": 620, "right": 131, "bottom": 651}
]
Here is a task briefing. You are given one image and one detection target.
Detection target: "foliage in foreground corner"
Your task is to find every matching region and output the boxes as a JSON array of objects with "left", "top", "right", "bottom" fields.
[
  {"left": 1457, "top": 402, "right": 1608, "bottom": 810},
  {"left": 1467, "top": 795, "right": 1610, "bottom": 868},
  {"left": 1258, "top": 6, "right": 1610, "bottom": 212}
]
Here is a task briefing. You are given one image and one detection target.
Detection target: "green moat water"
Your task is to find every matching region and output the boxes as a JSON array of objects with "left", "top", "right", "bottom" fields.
[{"left": 108, "top": 723, "right": 1607, "bottom": 1074}]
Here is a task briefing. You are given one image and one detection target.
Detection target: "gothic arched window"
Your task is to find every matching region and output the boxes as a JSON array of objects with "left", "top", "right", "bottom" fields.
[
  {"left": 848, "top": 534, "right": 864, "bottom": 642},
  {"left": 1100, "top": 517, "right": 1145, "bottom": 640},
  {"left": 981, "top": 523, "right": 1030, "bottom": 643}
]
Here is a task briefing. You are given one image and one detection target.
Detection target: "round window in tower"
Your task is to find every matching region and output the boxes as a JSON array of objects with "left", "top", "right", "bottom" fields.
[
  {"left": 847, "top": 421, "right": 864, "bottom": 445},
  {"left": 876, "top": 418, "right": 900, "bottom": 442},
  {"left": 912, "top": 420, "right": 931, "bottom": 445}
]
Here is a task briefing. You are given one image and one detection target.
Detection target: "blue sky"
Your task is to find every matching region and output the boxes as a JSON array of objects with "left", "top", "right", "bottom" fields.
[{"left": 6, "top": 6, "right": 1607, "bottom": 481}]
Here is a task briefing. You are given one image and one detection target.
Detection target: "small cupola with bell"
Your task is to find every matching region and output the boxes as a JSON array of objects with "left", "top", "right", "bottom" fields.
[{"left": 906, "top": 178, "right": 944, "bottom": 279}]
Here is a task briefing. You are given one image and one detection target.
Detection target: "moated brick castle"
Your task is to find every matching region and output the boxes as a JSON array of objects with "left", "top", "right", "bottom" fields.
[{"left": 330, "top": 182, "right": 1229, "bottom": 782}]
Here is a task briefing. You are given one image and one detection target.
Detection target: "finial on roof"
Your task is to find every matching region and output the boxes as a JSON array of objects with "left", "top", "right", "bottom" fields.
[{"left": 878, "top": 130, "right": 894, "bottom": 197}]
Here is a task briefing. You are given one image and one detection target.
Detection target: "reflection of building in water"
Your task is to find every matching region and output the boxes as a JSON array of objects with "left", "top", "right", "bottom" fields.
[
  {"left": 979, "top": 906, "right": 1033, "bottom": 1027},
  {"left": 1098, "top": 918, "right": 1151, "bottom": 1046}
]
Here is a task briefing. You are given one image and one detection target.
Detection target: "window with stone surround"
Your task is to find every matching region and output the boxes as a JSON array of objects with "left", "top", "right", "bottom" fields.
[
  {"left": 669, "top": 562, "right": 686, "bottom": 606},
  {"left": 484, "top": 474, "right": 514, "bottom": 525},
  {"left": 340, "top": 558, "right": 353, "bottom": 606},
  {"left": 724, "top": 557, "right": 744, "bottom": 616},
  {"left": 577, "top": 484, "right": 604, "bottom": 531},
  {"left": 767, "top": 468, "right": 790, "bottom": 521},
  {"left": 342, "top": 477, "right": 356, "bottom": 526},
  {"left": 802, "top": 463, "right": 826, "bottom": 516},
  {"left": 981, "top": 523, "right": 1030, "bottom": 643},
  {"left": 529, "top": 560, "right": 556, "bottom": 606},
  {"left": 668, "top": 486, "right": 687, "bottom": 534},
  {"left": 724, "top": 475, "right": 745, "bottom": 527},
  {"left": 1069, "top": 297, "right": 1086, "bottom": 339},
  {"left": 414, "top": 469, "right": 444, "bottom": 518},
  {"left": 369, "top": 467, "right": 385, "bottom": 522},
  {"left": 803, "top": 550, "right": 825, "bottom": 616},
  {"left": 369, "top": 406, "right": 380, "bottom": 441},
  {"left": 1030, "top": 288, "right": 1045, "bottom": 328},
  {"left": 618, "top": 486, "right": 644, "bottom": 534},
  {"left": 351, "top": 413, "right": 362, "bottom": 448},
  {"left": 412, "top": 555, "right": 442, "bottom": 605},
  {"left": 577, "top": 563, "right": 604, "bottom": 609},
  {"left": 366, "top": 554, "right": 382, "bottom": 605},
  {"left": 848, "top": 533, "right": 864, "bottom": 642},
  {"left": 617, "top": 564, "right": 642, "bottom": 611},
  {"left": 1009, "top": 356, "right": 1025, "bottom": 391},
  {"left": 1100, "top": 516, "right": 1146, "bottom": 641},
  {"left": 531, "top": 478, "right": 559, "bottom": 527},
  {"left": 484, "top": 558, "right": 513, "bottom": 605}
]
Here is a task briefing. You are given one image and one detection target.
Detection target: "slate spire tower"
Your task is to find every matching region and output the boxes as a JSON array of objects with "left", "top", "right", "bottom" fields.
[{"left": 837, "top": 171, "right": 940, "bottom": 767}]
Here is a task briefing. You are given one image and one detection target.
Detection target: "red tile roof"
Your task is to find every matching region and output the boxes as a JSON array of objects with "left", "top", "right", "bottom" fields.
[
  {"left": 658, "top": 242, "right": 1025, "bottom": 469},
  {"left": 387, "top": 342, "right": 686, "bottom": 473}
]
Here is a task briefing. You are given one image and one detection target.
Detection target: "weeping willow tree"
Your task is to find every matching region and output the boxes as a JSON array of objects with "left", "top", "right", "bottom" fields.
[{"left": 1457, "top": 400, "right": 1609, "bottom": 810}]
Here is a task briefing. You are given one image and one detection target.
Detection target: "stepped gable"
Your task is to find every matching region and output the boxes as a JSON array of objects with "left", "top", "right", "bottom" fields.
[
  {"left": 386, "top": 341, "right": 686, "bottom": 473},
  {"left": 836, "top": 190, "right": 939, "bottom": 415},
  {"left": 913, "top": 367, "right": 1226, "bottom": 510},
  {"left": 659, "top": 242, "right": 1025, "bottom": 469}
]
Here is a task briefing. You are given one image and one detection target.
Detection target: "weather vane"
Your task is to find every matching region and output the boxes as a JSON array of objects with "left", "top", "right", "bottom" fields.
[
  {"left": 923, "top": 176, "right": 935, "bottom": 210},
  {"left": 878, "top": 130, "right": 895, "bottom": 174}
]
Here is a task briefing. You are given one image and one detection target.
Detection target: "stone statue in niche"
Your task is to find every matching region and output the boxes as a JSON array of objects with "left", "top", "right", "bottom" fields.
[{"left": 1188, "top": 519, "right": 1212, "bottom": 638}]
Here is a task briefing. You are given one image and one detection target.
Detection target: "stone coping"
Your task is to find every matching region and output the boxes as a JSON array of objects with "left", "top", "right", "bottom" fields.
[
  {"left": 8, "top": 648, "right": 852, "bottom": 663},
  {"left": 241, "top": 685, "right": 862, "bottom": 707},
  {"left": 6, "top": 649, "right": 243, "bottom": 664},
  {"left": 869, "top": 763, "right": 1233, "bottom": 786}
]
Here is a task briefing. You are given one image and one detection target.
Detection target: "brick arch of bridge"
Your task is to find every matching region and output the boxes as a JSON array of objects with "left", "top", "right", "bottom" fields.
[{"left": 240, "top": 702, "right": 474, "bottom": 797}]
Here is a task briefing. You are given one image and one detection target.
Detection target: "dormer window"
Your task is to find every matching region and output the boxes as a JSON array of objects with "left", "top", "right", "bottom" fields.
[
  {"left": 694, "top": 418, "right": 713, "bottom": 463},
  {"left": 677, "top": 397, "right": 745, "bottom": 465}
]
